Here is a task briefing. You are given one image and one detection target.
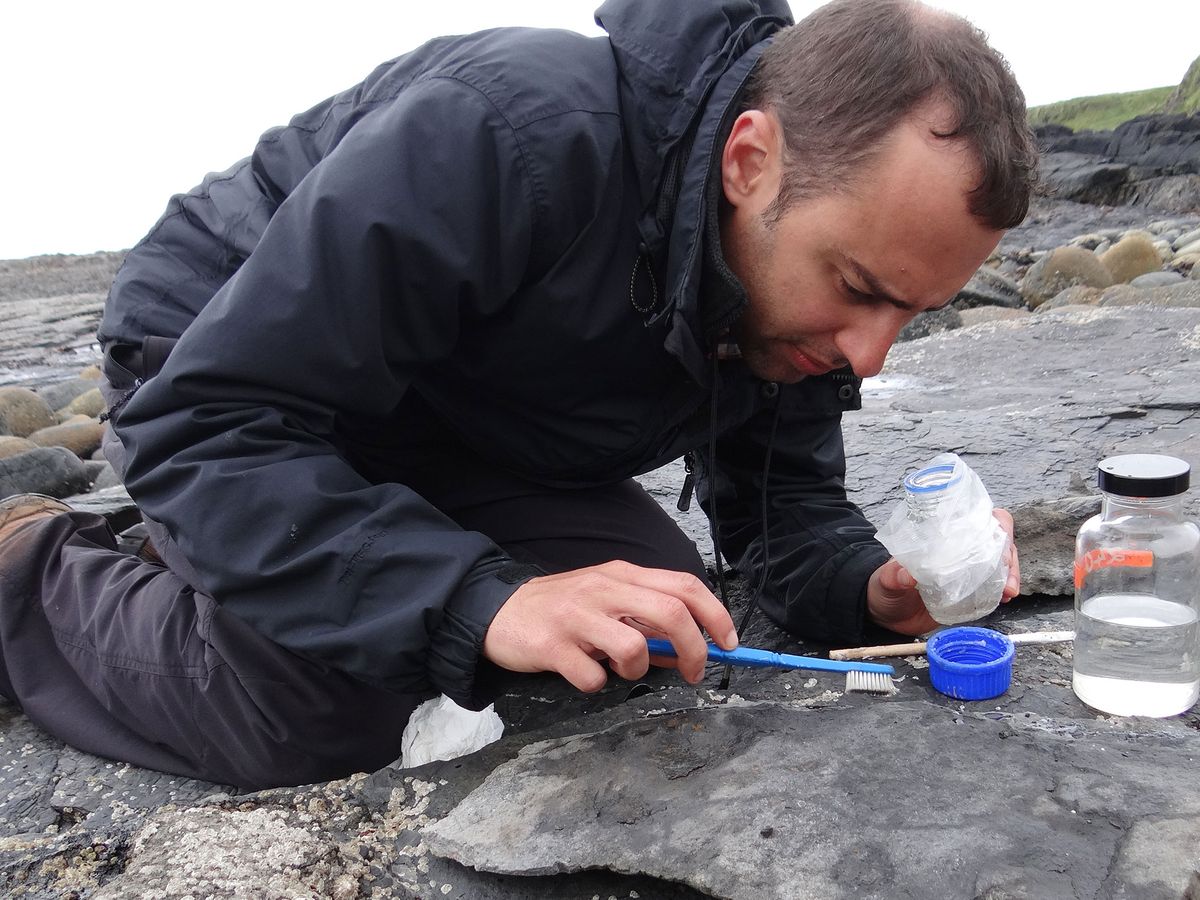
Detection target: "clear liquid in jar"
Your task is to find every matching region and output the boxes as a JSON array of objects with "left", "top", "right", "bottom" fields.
[{"left": 1073, "top": 592, "right": 1200, "bottom": 717}]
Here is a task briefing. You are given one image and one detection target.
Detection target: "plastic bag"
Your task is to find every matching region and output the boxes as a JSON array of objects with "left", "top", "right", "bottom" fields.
[
  {"left": 400, "top": 694, "right": 504, "bottom": 768},
  {"left": 875, "top": 452, "right": 1008, "bottom": 624}
]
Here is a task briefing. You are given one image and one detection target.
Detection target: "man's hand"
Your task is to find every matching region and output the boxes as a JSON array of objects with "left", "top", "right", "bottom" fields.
[
  {"left": 482, "top": 560, "right": 738, "bottom": 692},
  {"left": 867, "top": 508, "right": 1022, "bottom": 636}
]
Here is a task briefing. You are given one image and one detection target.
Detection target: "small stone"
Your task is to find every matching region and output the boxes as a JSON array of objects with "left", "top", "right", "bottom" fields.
[
  {"left": 1177, "top": 239, "right": 1200, "bottom": 258},
  {"left": 27, "top": 422, "right": 105, "bottom": 459},
  {"left": 1129, "top": 271, "right": 1186, "bottom": 288},
  {"left": 1035, "top": 285, "right": 1102, "bottom": 312},
  {"left": 59, "top": 388, "right": 106, "bottom": 420},
  {"left": 760, "top": 826, "right": 774, "bottom": 838},
  {"left": 36, "top": 378, "right": 103, "bottom": 413},
  {"left": 1021, "top": 246, "right": 1114, "bottom": 309},
  {"left": 1172, "top": 227, "right": 1200, "bottom": 251},
  {"left": 0, "top": 387, "right": 57, "bottom": 438},
  {"left": 1099, "top": 233, "right": 1163, "bottom": 284}
]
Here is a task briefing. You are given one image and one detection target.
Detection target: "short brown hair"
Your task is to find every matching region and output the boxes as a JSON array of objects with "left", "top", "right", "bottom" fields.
[{"left": 743, "top": 0, "right": 1038, "bottom": 229}]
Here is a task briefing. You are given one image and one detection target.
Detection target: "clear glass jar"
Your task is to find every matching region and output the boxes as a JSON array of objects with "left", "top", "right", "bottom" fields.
[{"left": 1073, "top": 454, "right": 1200, "bottom": 717}]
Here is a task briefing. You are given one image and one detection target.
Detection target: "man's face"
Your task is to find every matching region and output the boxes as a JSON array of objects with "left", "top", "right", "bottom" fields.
[{"left": 720, "top": 108, "right": 1004, "bottom": 383}]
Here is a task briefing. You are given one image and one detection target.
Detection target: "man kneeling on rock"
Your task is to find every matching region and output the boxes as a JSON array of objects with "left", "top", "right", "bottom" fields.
[{"left": 0, "top": 0, "right": 1033, "bottom": 789}]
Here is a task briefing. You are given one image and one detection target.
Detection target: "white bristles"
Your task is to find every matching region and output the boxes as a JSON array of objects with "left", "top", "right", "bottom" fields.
[{"left": 845, "top": 670, "right": 898, "bottom": 695}]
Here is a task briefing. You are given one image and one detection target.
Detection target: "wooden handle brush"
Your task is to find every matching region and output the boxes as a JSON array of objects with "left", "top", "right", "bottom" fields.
[{"left": 829, "top": 630, "right": 1075, "bottom": 661}]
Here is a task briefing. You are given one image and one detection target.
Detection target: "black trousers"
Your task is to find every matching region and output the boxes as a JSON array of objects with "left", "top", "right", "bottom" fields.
[{"left": 0, "top": 402, "right": 706, "bottom": 790}]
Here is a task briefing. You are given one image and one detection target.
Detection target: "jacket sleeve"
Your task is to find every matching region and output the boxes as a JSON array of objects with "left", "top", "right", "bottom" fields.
[
  {"left": 701, "top": 375, "right": 891, "bottom": 644},
  {"left": 113, "top": 76, "right": 540, "bottom": 706}
]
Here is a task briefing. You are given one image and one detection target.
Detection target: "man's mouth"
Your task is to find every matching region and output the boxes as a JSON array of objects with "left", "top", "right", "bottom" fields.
[{"left": 786, "top": 346, "right": 834, "bottom": 377}]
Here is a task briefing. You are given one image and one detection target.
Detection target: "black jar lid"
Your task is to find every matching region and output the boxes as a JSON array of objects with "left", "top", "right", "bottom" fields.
[{"left": 1098, "top": 454, "right": 1190, "bottom": 497}]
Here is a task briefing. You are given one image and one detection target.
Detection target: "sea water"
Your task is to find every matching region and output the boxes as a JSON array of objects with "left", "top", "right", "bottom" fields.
[{"left": 1073, "top": 593, "right": 1200, "bottom": 717}]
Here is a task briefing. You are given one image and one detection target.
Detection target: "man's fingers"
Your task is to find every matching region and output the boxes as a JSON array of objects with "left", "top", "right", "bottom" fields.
[
  {"left": 596, "top": 561, "right": 738, "bottom": 649},
  {"left": 993, "top": 508, "right": 1022, "bottom": 598},
  {"left": 552, "top": 644, "right": 613, "bottom": 693},
  {"left": 875, "top": 558, "right": 916, "bottom": 594}
]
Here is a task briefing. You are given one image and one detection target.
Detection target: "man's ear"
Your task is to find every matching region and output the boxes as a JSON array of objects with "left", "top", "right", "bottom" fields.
[{"left": 720, "top": 110, "right": 782, "bottom": 211}]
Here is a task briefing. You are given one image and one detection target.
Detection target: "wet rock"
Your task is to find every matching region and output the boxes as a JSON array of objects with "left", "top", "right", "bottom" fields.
[
  {"left": 27, "top": 421, "right": 105, "bottom": 459},
  {"left": 1021, "top": 247, "right": 1114, "bottom": 309},
  {"left": 952, "top": 267, "right": 1024, "bottom": 309},
  {"left": 898, "top": 306, "right": 962, "bottom": 342},
  {"left": 0, "top": 446, "right": 90, "bottom": 499},
  {"left": 1099, "top": 233, "right": 1164, "bottom": 283},
  {"left": 0, "top": 387, "right": 56, "bottom": 438},
  {"left": 0, "top": 436, "right": 37, "bottom": 460}
]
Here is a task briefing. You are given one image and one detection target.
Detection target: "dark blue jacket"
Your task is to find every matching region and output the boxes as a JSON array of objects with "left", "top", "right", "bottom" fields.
[{"left": 101, "top": 0, "right": 891, "bottom": 706}]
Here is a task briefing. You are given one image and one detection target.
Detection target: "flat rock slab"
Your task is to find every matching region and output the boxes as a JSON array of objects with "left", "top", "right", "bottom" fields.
[{"left": 425, "top": 701, "right": 1200, "bottom": 900}]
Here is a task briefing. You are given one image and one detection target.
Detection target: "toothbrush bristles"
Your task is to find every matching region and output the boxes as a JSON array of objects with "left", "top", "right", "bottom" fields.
[{"left": 845, "top": 670, "right": 897, "bottom": 695}]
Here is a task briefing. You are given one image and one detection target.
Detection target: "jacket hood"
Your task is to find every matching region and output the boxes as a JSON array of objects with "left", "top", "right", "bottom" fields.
[
  {"left": 594, "top": 0, "right": 792, "bottom": 382},
  {"left": 595, "top": 0, "right": 791, "bottom": 212}
]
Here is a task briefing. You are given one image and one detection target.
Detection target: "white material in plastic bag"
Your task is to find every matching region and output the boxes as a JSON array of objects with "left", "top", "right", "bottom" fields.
[
  {"left": 400, "top": 694, "right": 504, "bottom": 768},
  {"left": 875, "top": 452, "right": 1009, "bottom": 624}
]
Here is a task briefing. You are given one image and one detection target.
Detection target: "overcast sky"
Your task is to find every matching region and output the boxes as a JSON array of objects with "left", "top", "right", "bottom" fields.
[{"left": 2, "top": 1, "right": 1197, "bottom": 259}]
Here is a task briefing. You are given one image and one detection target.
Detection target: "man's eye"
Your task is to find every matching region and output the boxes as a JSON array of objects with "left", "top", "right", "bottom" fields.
[{"left": 840, "top": 276, "right": 873, "bottom": 301}]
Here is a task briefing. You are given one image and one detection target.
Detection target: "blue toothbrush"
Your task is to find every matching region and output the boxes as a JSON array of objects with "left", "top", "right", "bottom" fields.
[{"left": 645, "top": 638, "right": 897, "bottom": 694}]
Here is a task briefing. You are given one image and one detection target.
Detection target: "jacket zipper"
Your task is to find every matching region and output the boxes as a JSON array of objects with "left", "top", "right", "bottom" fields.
[{"left": 677, "top": 450, "right": 697, "bottom": 512}]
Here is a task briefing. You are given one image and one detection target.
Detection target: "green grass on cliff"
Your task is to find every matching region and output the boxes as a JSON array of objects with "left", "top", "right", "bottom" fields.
[
  {"left": 1028, "top": 86, "right": 1175, "bottom": 132},
  {"left": 1029, "top": 54, "right": 1200, "bottom": 131}
]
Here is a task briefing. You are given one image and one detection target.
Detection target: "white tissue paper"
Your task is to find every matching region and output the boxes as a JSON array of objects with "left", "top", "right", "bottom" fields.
[{"left": 399, "top": 694, "right": 505, "bottom": 768}]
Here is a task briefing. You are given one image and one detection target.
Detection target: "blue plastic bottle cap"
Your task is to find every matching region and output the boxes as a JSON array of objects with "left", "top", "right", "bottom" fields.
[{"left": 927, "top": 626, "right": 1015, "bottom": 701}]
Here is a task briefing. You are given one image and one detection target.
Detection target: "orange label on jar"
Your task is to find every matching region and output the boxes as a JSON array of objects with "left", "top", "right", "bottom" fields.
[{"left": 1074, "top": 548, "right": 1154, "bottom": 590}]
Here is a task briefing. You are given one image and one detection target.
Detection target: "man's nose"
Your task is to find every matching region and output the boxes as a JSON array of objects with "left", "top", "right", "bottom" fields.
[{"left": 835, "top": 320, "right": 901, "bottom": 378}]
